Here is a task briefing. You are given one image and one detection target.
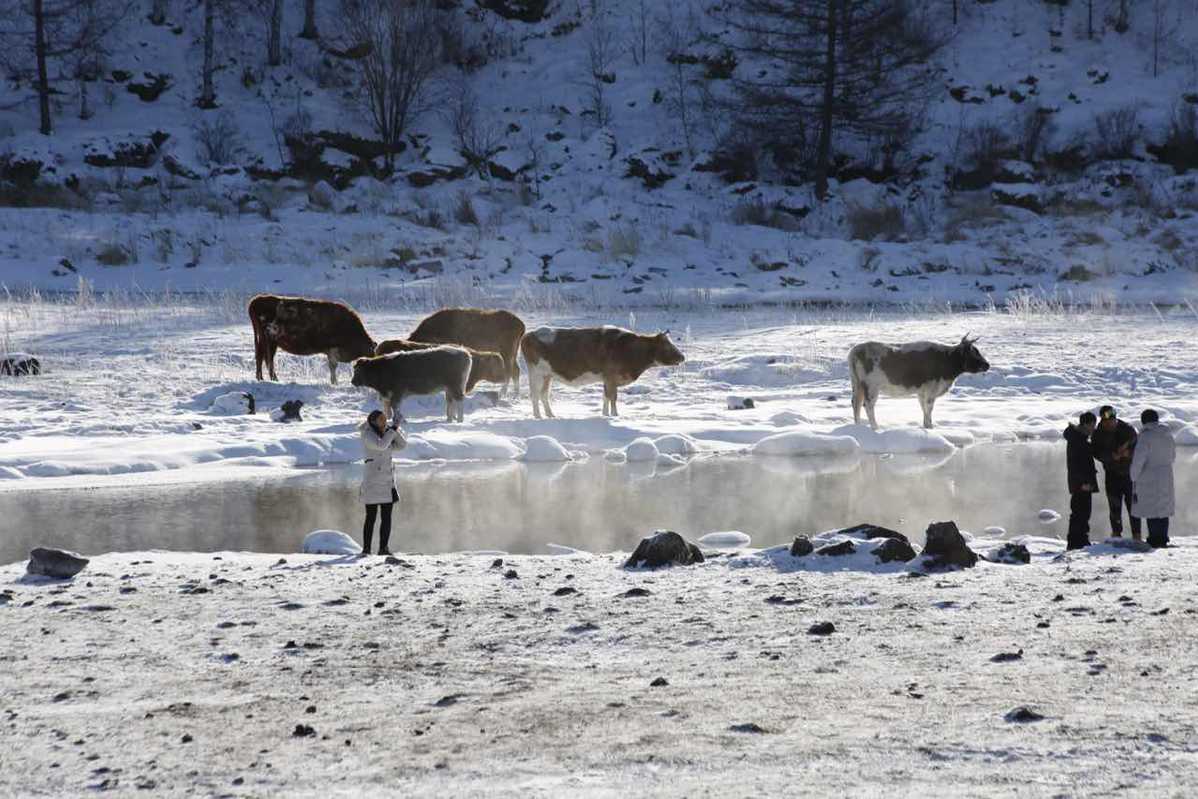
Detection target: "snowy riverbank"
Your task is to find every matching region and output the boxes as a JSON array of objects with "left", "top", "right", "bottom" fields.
[
  {"left": 7, "top": 299, "right": 1198, "bottom": 487},
  {"left": 3, "top": 536, "right": 1197, "bottom": 796}
]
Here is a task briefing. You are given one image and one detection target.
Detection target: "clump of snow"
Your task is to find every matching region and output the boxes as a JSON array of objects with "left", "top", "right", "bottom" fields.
[
  {"left": 770, "top": 411, "right": 810, "bottom": 427},
  {"left": 624, "top": 437, "right": 660, "bottom": 462},
  {"left": 984, "top": 526, "right": 1008, "bottom": 536},
  {"left": 1038, "top": 509, "right": 1061, "bottom": 523},
  {"left": 752, "top": 431, "right": 860, "bottom": 457},
  {"left": 1174, "top": 426, "right": 1198, "bottom": 446},
  {"left": 546, "top": 543, "right": 590, "bottom": 556},
  {"left": 830, "top": 424, "right": 955, "bottom": 454},
  {"left": 698, "top": 531, "right": 752, "bottom": 548},
  {"left": 209, "top": 392, "right": 254, "bottom": 416},
  {"left": 652, "top": 433, "right": 701, "bottom": 456},
  {"left": 519, "top": 435, "right": 574, "bottom": 463},
  {"left": 404, "top": 432, "right": 523, "bottom": 461},
  {"left": 302, "top": 530, "right": 360, "bottom": 555}
]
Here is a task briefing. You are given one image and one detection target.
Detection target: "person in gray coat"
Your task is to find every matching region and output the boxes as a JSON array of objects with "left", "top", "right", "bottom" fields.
[
  {"left": 1130, "top": 409, "right": 1175, "bottom": 548},
  {"left": 359, "top": 409, "right": 407, "bottom": 555}
]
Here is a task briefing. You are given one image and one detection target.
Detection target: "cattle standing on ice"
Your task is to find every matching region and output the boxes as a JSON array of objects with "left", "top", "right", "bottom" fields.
[
  {"left": 248, "top": 294, "right": 376, "bottom": 385},
  {"left": 520, "top": 326, "right": 685, "bottom": 418},
  {"left": 375, "top": 339, "right": 507, "bottom": 395},
  {"left": 848, "top": 336, "right": 990, "bottom": 429},
  {"left": 351, "top": 346, "right": 473, "bottom": 422},
  {"left": 408, "top": 308, "right": 525, "bottom": 396}
]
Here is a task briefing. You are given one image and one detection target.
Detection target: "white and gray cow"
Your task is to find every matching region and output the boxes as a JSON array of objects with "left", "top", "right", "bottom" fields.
[{"left": 848, "top": 336, "right": 990, "bottom": 429}]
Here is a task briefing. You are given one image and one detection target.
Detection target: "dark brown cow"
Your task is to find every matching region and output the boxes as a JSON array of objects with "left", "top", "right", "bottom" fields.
[
  {"left": 351, "top": 346, "right": 473, "bottom": 422},
  {"left": 519, "top": 326, "right": 685, "bottom": 418},
  {"left": 409, "top": 308, "right": 525, "bottom": 396},
  {"left": 248, "top": 294, "right": 376, "bottom": 385},
  {"left": 375, "top": 339, "right": 508, "bottom": 395}
]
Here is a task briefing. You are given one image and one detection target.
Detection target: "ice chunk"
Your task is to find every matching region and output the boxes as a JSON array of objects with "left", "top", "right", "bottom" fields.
[
  {"left": 520, "top": 435, "right": 573, "bottom": 463},
  {"left": 830, "top": 424, "right": 955, "bottom": 454},
  {"left": 1037, "top": 509, "right": 1061, "bottom": 523},
  {"left": 624, "top": 437, "right": 660, "bottom": 462},
  {"left": 653, "top": 433, "right": 700, "bottom": 456},
  {"left": 302, "top": 530, "right": 361, "bottom": 555},
  {"left": 751, "top": 431, "right": 860, "bottom": 457},
  {"left": 698, "top": 531, "right": 752, "bottom": 548}
]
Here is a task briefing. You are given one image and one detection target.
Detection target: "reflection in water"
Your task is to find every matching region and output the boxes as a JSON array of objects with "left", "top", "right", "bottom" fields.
[{"left": 2, "top": 444, "right": 1195, "bottom": 563}]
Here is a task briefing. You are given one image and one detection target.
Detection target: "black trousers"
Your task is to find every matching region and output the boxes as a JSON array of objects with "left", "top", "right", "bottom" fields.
[
  {"left": 1105, "top": 474, "right": 1141, "bottom": 536},
  {"left": 363, "top": 488, "right": 399, "bottom": 553},
  {"left": 1147, "top": 517, "right": 1170, "bottom": 548},
  {"left": 1067, "top": 492, "right": 1092, "bottom": 550}
]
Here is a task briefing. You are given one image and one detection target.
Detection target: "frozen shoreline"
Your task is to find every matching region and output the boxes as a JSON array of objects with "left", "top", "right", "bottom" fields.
[{"left": 3, "top": 538, "right": 1197, "bottom": 795}]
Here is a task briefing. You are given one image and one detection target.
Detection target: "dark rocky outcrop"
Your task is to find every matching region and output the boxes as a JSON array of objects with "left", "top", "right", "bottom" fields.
[
  {"left": 988, "top": 542, "right": 1030, "bottom": 565},
  {"left": 27, "top": 547, "right": 89, "bottom": 579},
  {"left": 874, "top": 537, "right": 918, "bottom": 563},
  {"left": 479, "top": 0, "right": 552, "bottom": 23},
  {"left": 789, "top": 536, "right": 814, "bottom": 557},
  {"left": 624, "top": 530, "right": 704, "bottom": 569},
  {"left": 127, "top": 73, "right": 172, "bottom": 102},
  {"left": 815, "top": 540, "right": 856, "bottom": 557},
  {"left": 83, "top": 132, "right": 170, "bottom": 168},
  {"left": 922, "top": 521, "right": 978, "bottom": 570},
  {"left": 836, "top": 524, "right": 909, "bottom": 544}
]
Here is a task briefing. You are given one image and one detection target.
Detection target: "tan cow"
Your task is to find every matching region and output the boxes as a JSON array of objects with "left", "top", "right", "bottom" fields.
[
  {"left": 520, "top": 326, "right": 685, "bottom": 418},
  {"left": 409, "top": 308, "right": 525, "bottom": 396},
  {"left": 375, "top": 338, "right": 508, "bottom": 395}
]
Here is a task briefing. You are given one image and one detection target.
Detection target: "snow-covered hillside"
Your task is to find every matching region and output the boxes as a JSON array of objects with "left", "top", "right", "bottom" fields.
[{"left": 1, "top": 0, "right": 1197, "bottom": 305}]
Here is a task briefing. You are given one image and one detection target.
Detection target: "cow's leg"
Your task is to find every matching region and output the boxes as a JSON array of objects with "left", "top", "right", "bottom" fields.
[
  {"left": 326, "top": 353, "right": 339, "bottom": 385},
  {"left": 865, "top": 389, "right": 878, "bottom": 430},
  {"left": 851, "top": 380, "right": 863, "bottom": 425},
  {"left": 541, "top": 376, "right": 556, "bottom": 418},
  {"left": 528, "top": 367, "right": 542, "bottom": 419},
  {"left": 508, "top": 356, "right": 520, "bottom": 399},
  {"left": 603, "top": 381, "right": 618, "bottom": 417},
  {"left": 253, "top": 325, "right": 265, "bottom": 381},
  {"left": 266, "top": 341, "right": 279, "bottom": 381},
  {"left": 920, "top": 393, "right": 935, "bottom": 429}
]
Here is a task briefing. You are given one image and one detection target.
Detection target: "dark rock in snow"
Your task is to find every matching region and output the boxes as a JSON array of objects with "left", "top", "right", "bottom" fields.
[
  {"left": 815, "top": 540, "right": 856, "bottom": 557},
  {"left": 620, "top": 587, "right": 651, "bottom": 598},
  {"left": 650, "top": 677, "right": 669, "bottom": 687},
  {"left": 922, "top": 521, "right": 978, "bottom": 570},
  {"left": 624, "top": 530, "right": 705, "bottom": 569},
  {"left": 503, "top": 569, "right": 519, "bottom": 580},
  {"left": 874, "top": 538, "right": 918, "bottom": 563},
  {"left": 552, "top": 586, "right": 577, "bottom": 597},
  {"left": 1004, "top": 706, "right": 1045, "bottom": 723},
  {"left": 293, "top": 724, "right": 316, "bottom": 737},
  {"left": 1, "top": 354, "right": 41, "bottom": 376},
  {"left": 789, "top": 536, "right": 814, "bottom": 557},
  {"left": 728, "top": 722, "right": 767, "bottom": 734},
  {"left": 27, "top": 548, "right": 89, "bottom": 579},
  {"left": 807, "top": 621, "right": 836, "bottom": 636},
  {"left": 990, "top": 649, "right": 1024, "bottom": 663},
  {"left": 274, "top": 400, "right": 304, "bottom": 422},
  {"left": 490, "top": 558, "right": 504, "bottom": 569},
  {"left": 988, "top": 543, "right": 1031, "bottom": 564},
  {"left": 837, "top": 523, "right": 909, "bottom": 544}
]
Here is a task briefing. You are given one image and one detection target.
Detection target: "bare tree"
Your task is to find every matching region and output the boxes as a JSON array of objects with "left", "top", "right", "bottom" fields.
[
  {"left": 268, "top": 0, "right": 282, "bottom": 65},
  {"left": 299, "top": 0, "right": 318, "bottom": 39},
  {"left": 720, "top": 0, "right": 948, "bottom": 200},
  {"left": 582, "top": 2, "right": 616, "bottom": 128},
  {"left": 0, "top": 0, "right": 130, "bottom": 134},
  {"left": 198, "top": 0, "right": 217, "bottom": 107},
  {"left": 1086, "top": 0, "right": 1093, "bottom": 40},
  {"left": 658, "top": 0, "right": 700, "bottom": 157},
  {"left": 1151, "top": 0, "right": 1171, "bottom": 78},
  {"left": 629, "top": 0, "right": 648, "bottom": 65},
  {"left": 336, "top": 0, "right": 444, "bottom": 167},
  {"left": 444, "top": 75, "right": 502, "bottom": 177}
]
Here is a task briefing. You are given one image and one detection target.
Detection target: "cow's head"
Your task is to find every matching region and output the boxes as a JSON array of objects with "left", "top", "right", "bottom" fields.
[
  {"left": 350, "top": 357, "right": 372, "bottom": 388},
  {"left": 654, "top": 331, "right": 685, "bottom": 366},
  {"left": 473, "top": 351, "right": 508, "bottom": 384},
  {"left": 957, "top": 334, "right": 990, "bottom": 374}
]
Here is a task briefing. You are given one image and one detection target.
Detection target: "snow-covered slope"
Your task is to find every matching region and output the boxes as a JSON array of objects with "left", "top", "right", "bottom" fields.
[{"left": 1, "top": 0, "right": 1196, "bottom": 305}]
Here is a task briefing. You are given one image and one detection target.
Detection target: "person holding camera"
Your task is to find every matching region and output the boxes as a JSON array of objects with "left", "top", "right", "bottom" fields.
[{"left": 358, "top": 409, "right": 407, "bottom": 556}]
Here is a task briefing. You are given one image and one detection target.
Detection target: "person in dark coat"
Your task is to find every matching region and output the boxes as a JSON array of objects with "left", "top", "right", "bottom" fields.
[
  {"left": 1064, "top": 411, "right": 1098, "bottom": 549},
  {"left": 1090, "top": 405, "right": 1141, "bottom": 540}
]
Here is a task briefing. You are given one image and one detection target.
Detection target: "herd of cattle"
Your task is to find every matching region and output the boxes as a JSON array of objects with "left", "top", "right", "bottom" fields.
[{"left": 247, "top": 294, "right": 991, "bottom": 427}]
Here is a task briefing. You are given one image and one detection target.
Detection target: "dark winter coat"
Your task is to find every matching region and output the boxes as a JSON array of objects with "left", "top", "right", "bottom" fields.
[
  {"left": 1064, "top": 424, "right": 1098, "bottom": 494},
  {"left": 1090, "top": 419, "right": 1137, "bottom": 478}
]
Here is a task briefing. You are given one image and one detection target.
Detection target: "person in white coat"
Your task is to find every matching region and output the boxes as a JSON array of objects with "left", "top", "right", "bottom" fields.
[
  {"left": 1130, "top": 409, "right": 1175, "bottom": 548},
  {"left": 359, "top": 409, "right": 407, "bottom": 555}
]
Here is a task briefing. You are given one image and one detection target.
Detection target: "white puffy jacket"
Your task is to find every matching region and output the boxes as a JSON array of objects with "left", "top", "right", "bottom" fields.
[
  {"left": 359, "top": 421, "right": 406, "bottom": 505},
  {"left": 1130, "top": 421, "right": 1175, "bottom": 519}
]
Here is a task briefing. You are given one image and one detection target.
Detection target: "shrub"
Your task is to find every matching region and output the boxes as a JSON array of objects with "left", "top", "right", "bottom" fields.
[
  {"left": 1092, "top": 106, "right": 1139, "bottom": 160},
  {"left": 607, "top": 224, "right": 641, "bottom": 260},
  {"left": 1015, "top": 107, "right": 1056, "bottom": 163},
  {"left": 954, "top": 121, "right": 1015, "bottom": 188},
  {"left": 1152, "top": 101, "right": 1198, "bottom": 174},
  {"left": 453, "top": 191, "right": 479, "bottom": 226},
  {"left": 730, "top": 198, "right": 800, "bottom": 230},
  {"left": 846, "top": 202, "right": 906, "bottom": 242},
  {"left": 195, "top": 113, "right": 246, "bottom": 166},
  {"left": 96, "top": 239, "right": 134, "bottom": 266}
]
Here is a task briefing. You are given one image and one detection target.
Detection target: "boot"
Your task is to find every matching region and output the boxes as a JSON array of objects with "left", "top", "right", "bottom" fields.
[{"left": 378, "top": 531, "right": 391, "bottom": 557}]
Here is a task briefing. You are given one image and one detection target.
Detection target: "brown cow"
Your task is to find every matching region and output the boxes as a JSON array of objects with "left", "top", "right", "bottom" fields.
[
  {"left": 351, "top": 346, "right": 472, "bottom": 422},
  {"left": 375, "top": 338, "right": 508, "bottom": 395},
  {"left": 408, "top": 308, "right": 525, "bottom": 396},
  {"left": 520, "top": 326, "right": 685, "bottom": 418},
  {"left": 248, "top": 294, "right": 376, "bottom": 385}
]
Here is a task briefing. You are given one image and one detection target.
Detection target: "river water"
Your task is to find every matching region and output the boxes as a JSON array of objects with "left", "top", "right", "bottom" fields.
[{"left": 3, "top": 443, "right": 1195, "bottom": 563}]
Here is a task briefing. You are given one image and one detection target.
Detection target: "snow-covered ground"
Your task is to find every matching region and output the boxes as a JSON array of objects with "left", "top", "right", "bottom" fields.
[
  {"left": 4, "top": 295, "right": 1198, "bottom": 487},
  {"left": 3, "top": 537, "right": 1197, "bottom": 795}
]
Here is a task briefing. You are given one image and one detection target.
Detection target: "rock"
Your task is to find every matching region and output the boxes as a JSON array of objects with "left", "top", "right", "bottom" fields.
[
  {"left": 624, "top": 155, "right": 673, "bottom": 189},
  {"left": 292, "top": 724, "right": 316, "bottom": 737},
  {"left": 728, "top": 722, "right": 767, "bottom": 734},
  {"left": 620, "top": 587, "right": 651, "bottom": 598},
  {"left": 1004, "top": 706, "right": 1044, "bottom": 723},
  {"left": 789, "top": 536, "right": 814, "bottom": 557},
  {"left": 308, "top": 180, "right": 337, "bottom": 210},
  {"left": 990, "top": 649, "right": 1024, "bottom": 663},
  {"left": 815, "top": 540, "right": 856, "bottom": 557},
  {"left": 836, "top": 523, "right": 908, "bottom": 544},
  {"left": 991, "top": 184, "right": 1044, "bottom": 214},
  {"left": 726, "top": 396, "right": 756, "bottom": 410},
  {"left": 874, "top": 537, "right": 918, "bottom": 563},
  {"left": 126, "top": 73, "right": 172, "bottom": 102},
  {"left": 807, "top": 621, "right": 836, "bottom": 636},
  {"left": 26, "top": 548, "right": 89, "bottom": 579},
  {"left": 1037, "top": 509, "right": 1061, "bottom": 523},
  {"left": 650, "top": 677, "right": 669, "bottom": 687},
  {"left": 623, "top": 530, "right": 705, "bottom": 569},
  {"left": 504, "top": 569, "right": 518, "bottom": 579},
  {"left": 922, "top": 521, "right": 978, "bottom": 570},
  {"left": 270, "top": 400, "right": 304, "bottom": 423},
  {"left": 552, "top": 586, "right": 577, "bottom": 597},
  {"left": 1, "top": 354, "right": 41, "bottom": 376},
  {"left": 209, "top": 391, "right": 254, "bottom": 415},
  {"left": 989, "top": 543, "right": 1031, "bottom": 564},
  {"left": 1104, "top": 537, "right": 1153, "bottom": 552},
  {"left": 478, "top": 0, "right": 552, "bottom": 23}
]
